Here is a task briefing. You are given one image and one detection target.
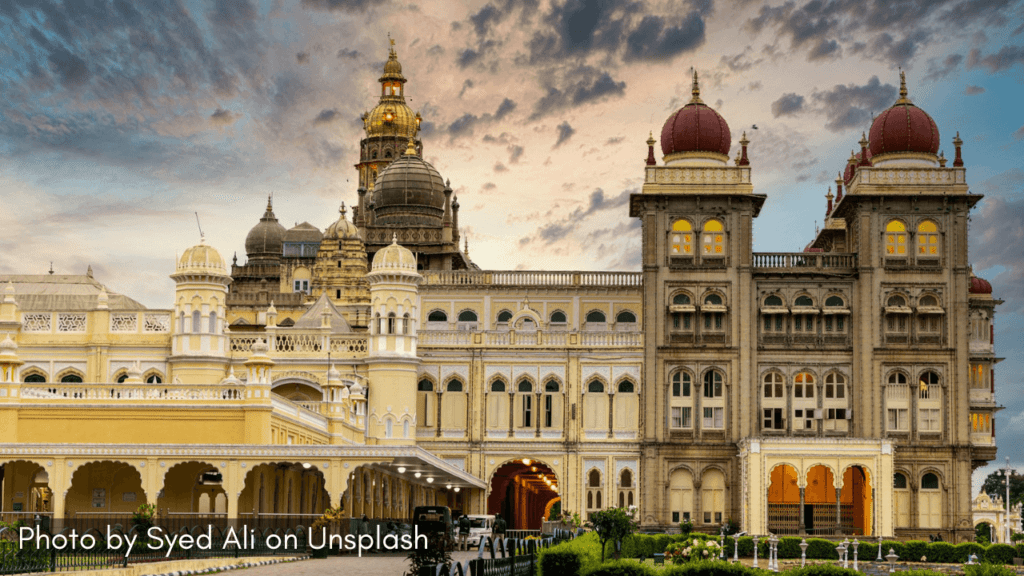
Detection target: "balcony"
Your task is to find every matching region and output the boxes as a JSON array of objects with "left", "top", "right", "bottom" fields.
[
  {"left": 17, "top": 383, "right": 245, "bottom": 403},
  {"left": 421, "top": 270, "right": 642, "bottom": 289},
  {"left": 229, "top": 333, "right": 368, "bottom": 358},
  {"left": 753, "top": 253, "right": 857, "bottom": 275},
  {"left": 419, "top": 330, "right": 642, "bottom": 348}
]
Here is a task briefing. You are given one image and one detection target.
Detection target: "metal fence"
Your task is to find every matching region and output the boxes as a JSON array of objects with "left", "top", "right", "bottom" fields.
[{"left": 421, "top": 534, "right": 571, "bottom": 576}]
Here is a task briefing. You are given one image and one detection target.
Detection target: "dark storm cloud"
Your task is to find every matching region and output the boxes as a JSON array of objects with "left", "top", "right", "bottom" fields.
[
  {"left": 924, "top": 54, "right": 964, "bottom": 81},
  {"left": 623, "top": 13, "right": 706, "bottom": 61},
  {"left": 296, "top": 52, "right": 310, "bottom": 64},
  {"left": 494, "top": 98, "right": 517, "bottom": 120},
  {"left": 459, "top": 79, "right": 474, "bottom": 98},
  {"left": 811, "top": 76, "right": 897, "bottom": 132},
  {"left": 530, "top": 66, "right": 626, "bottom": 120},
  {"left": 508, "top": 145, "right": 525, "bottom": 163},
  {"left": 745, "top": 0, "right": 1022, "bottom": 66},
  {"left": 554, "top": 121, "right": 575, "bottom": 148},
  {"left": 971, "top": 181, "right": 1024, "bottom": 312},
  {"left": 965, "top": 85, "right": 986, "bottom": 95},
  {"left": 967, "top": 45, "right": 1024, "bottom": 72},
  {"left": 300, "top": 0, "right": 376, "bottom": 11},
  {"left": 771, "top": 93, "right": 805, "bottom": 117},
  {"left": 519, "top": 188, "right": 634, "bottom": 245},
  {"left": 458, "top": 48, "right": 484, "bottom": 68},
  {"left": 445, "top": 99, "right": 519, "bottom": 139},
  {"left": 337, "top": 48, "right": 360, "bottom": 59},
  {"left": 210, "top": 108, "right": 241, "bottom": 126},
  {"left": 313, "top": 109, "right": 340, "bottom": 125},
  {"left": 47, "top": 46, "right": 91, "bottom": 89}
]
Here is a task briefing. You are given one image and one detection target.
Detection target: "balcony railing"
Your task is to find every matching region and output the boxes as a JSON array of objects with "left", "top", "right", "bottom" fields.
[
  {"left": 18, "top": 383, "right": 245, "bottom": 402},
  {"left": 229, "top": 333, "right": 367, "bottom": 357},
  {"left": 419, "top": 330, "right": 641, "bottom": 348},
  {"left": 422, "top": 270, "right": 642, "bottom": 288},
  {"left": 753, "top": 253, "right": 857, "bottom": 274}
]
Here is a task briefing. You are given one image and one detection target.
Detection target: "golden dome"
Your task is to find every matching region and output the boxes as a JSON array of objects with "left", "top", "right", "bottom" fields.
[
  {"left": 176, "top": 238, "right": 227, "bottom": 276},
  {"left": 364, "top": 101, "right": 419, "bottom": 140}
]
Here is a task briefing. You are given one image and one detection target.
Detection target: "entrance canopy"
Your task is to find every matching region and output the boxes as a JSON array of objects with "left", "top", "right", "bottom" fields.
[{"left": 739, "top": 437, "right": 894, "bottom": 537}]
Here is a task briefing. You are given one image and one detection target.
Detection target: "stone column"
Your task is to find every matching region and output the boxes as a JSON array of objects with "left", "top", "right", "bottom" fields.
[
  {"left": 799, "top": 486, "right": 806, "bottom": 534},
  {"left": 535, "top": 392, "right": 542, "bottom": 438},
  {"left": 435, "top": 391, "right": 442, "bottom": 437},
  {"left": 835, "top": 487, "right": 842, "bottom": 534}
]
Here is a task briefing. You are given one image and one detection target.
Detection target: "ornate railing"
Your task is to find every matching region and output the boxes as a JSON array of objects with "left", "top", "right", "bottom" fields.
[
  {"left": 228, "top": 333, "right": 367, "bottom": 357},
  {"left": 753, "top": 253, "right": 857, "bottom": 273},
  {"left": 419, "top": 330, "right": 641, "bottom": 348},
  {"left": 19, "top": 384, "right": 245, "bottom": 401},
  {"left": 422, "top": 270, "right": 641, "bottom": 288},
  {"left": 271, "top": 395, "right": 328, "bottom": 429}
]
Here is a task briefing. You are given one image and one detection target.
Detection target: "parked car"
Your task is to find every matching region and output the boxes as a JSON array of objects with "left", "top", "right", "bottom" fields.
[{"left": 464, "top": 514, "right": 494, "bottom": 547}]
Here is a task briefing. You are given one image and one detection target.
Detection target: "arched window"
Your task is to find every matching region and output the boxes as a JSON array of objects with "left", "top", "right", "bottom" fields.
[
  {"left": 919, "top": 473, "right": 941, "bottom": 527},
  {"left": 917, "top": 220, "right": 939, "bottom": 257},
  {"left": 458, "top": 310, "right": 478, "bottom": 322},
  {"left": 886, "top": 372, "right": 909, "bottom": 432},
  {"left": 703, "top": 294, "right": 725, "bottom": 332},
  {"left": 704, "top": 294, "right": 722, "bottom": 306},
  {"left": 885, "top": 220, "right": 907, "bottom": 256},
  {"left": 888, "top": 295, "right": 906, "bottom": 307},
  {"left": 417, "top": 379, "right": 434, "bottom": 392},
  {"left": 918, "top": 371, "right": 941, "bottom": 432},
  {"left": 618, "top": 380, "right": 635, "bottom": 393},
  {"left": 763, "top": 373, "right": 783, "bottom": 398},
  {"left": 886, "top": 295, "right": 909, "bottom": 336},
  {"left": 894, "top": 473, "right": 907, "bottom": 489},
  {"left": 192, "top": 310, "right": 201, "bottom": 334},
  {"left": 672, "top": 371, "right": 691, "bottom": 397},
  {"left": 116, "top": 374, "right": 128, "bottom": 383},
  {"left": 491, "top": 379, "right": 506, "bottom": 392},
  {"left": 387, "top": 312, "right": 396, "bottom": 335},
  {"left": 518, "top": 380, "right": 532, "bottom": 393},
  {"left": 588, "top": 380, "right": 604, "bottom": 393},
  {"left": 621, "top": 469, "right": 632, "bottom": 488},
  {"left": 919, "top": 371, "right": 940, "bottom": 395},
  {"left": 545, "top": 380, "right": 559, "bottom": 392},
  {"left": 371, "top": 150, "right": 378, "bottom": 160},
  {"left": 146, "top": 374, "right": 162, "bottom": 384},
  {"left": 447, "top": 380, "right": 463, "bottom": 392},
  {"left": 208, "top": 311, "right": 217, "bottom": 333},
  {"left": 550, "top": 311, "right": 567, "bottom": 323},
  {"left": 703, "top": 370, "right": 723, "bottom": 397},
  {"left": 616, "top": 311, "right": 637, "bottom": 323},
  {"left": 824, "top": 373, "right": 845, "bottom": 399},
  {"left": 764, "top": 295, "right": 783, "bottom": 307},
  {"left": 587, "top": 469, "right": 603, "bottom": 513},
  {"left": 670, "top": 371, "right": 693, "bottom": 429},
  {"left": 918, "top": 296, "right": 941, "bottom": 335},
  {"left": 793, "top": 372, "right": 814, "bottom": 398},
  {"left": 670, "top": 219, "right": 693, "bottom": 255},
  {"left": 178, "top": 312, "right": 185, "bottom": 333},
  {"left": 60, "top": 373, "right": 83, "bottom": 383},
  {"left": 427, "top": 310, "right": 447, "bottom": 322},
  {"left": 894, "top": 472, "right": 911, "bottom": 527},
  {"left": 497, "top": 310, "right": 513, "bottom": 323},
  {"left": 586, "top": 311, "right": 606, "bottom": 323},
  {"left": 794, "top": 296, "right": 813, "bottom": 307},
  {"left": 673, "top": 294, "right": 691, "bottom": 305},
  {"left": 402, "top": 313, "right": 411, "bottom": 335},
  {"left": 825, "top": 295, "right": 844, "bottom": 307},
  {"left": 920, "top": 295, "right": 938, "bottom": 307},
  {"left": 385, "top": 418, "right": 393, "bottom": 438},
  {"left": 23, "top": 373, "right": 46, "bottom": 383},
  {"left": 671, "top": 294, "right": 693, "bottom": 332},
  {"left": 702, "top": 219, "right": 725, "bottom": 255}
]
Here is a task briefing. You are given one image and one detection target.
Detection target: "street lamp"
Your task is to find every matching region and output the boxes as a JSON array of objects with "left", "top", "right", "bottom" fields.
[
  {"left": 851, "top": 539, "right": 859, "bottom": 571},
  {"left": 1003, "top": 457, "right": 1013, "bottom": 544},
  {"left": 886, "top": 548, "right": 899, "bottom": 573},
  {"left": 876, "top": 535, "right": 884, "bottom": 561},
  {"left": 753, "top": 535, "right": 759, "bottom": 568},
  {"left": 836, "top": 541, "right": 847, "bottom": 569},
  {"left": 734, "top": 532, "right": 746, "bottom": 562},
  {"left": 720, "top": 526, "right": 726, "bottom": 560},
  {"left": 799, "top": 538, "right": 808, "bottom": 567}
]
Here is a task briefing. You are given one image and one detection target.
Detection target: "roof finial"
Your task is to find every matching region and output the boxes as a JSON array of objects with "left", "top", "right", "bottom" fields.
[
  {"left": 391, "top": 232, "right": 398, "bottom": 244},
  {"left": 405, "top": 137, "right": 417, "bottom": 156},
  {"left": 690, "top": 68, "right": 703, "bottom": 104},
  {"left": 464, "top": 236, "right": 469, "bottom": 255},
  {"left": 267, "top": 194, "right": 273, "bottom": 211},
  {"left": 897, "top": 68, "right": 910, "bottom": 104},
  {"left": 340, "top": 202, "right": 347, "bottom": 217}
]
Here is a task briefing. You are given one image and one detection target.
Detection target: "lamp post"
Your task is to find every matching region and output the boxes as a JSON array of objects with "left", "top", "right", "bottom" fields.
[
  {"left": 720, "top": 526, "right": 726, "bottom": 560},
  {"left": 886, "top": 548, "right": 898, "bottom": 573},
  {"left": 1004, "top": 456, "right": 1013, "bottom": 544},
  {"left": 753, "top": 535, "right": 759, "bottom": 568},
  {"left": 852, "top": 538, "right": 859, "bottom": 571},
  {"left": 769, "top": 534, "right": 779, "bottom": 572},
  {"left": 733, "top": 532, "right": 745, "bottom": 562},
  {"left": 799, "top": 538, "right": 808, "bottom": 567},
  {"left": 876, "top": 535, "right": 884, "bottom": 561},
  {"left": 837, "top": 541, "right": 847, "bottom": 569}
]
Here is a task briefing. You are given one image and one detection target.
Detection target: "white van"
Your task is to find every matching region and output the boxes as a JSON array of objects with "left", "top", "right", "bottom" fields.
[{"left": 465, "top": 514, "right": 494, "bottom": 547}]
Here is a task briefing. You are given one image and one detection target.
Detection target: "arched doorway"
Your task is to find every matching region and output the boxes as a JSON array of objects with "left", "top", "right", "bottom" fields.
[
  {"left": 0, "top": 461, "right": 52, "bottom": 526},
  {"left": 805, "top": 465, "right": 837, "bottom": 536},
  {"left": 487, "top": 459, "right": 559, "bottom": 530},
  {"left": 767, "top": 464, "right": 799, "bottom": 534},
  {"left": 158, "top": 462, "right": 227, "bottom": 527},
  {"left": 238, "top": 462, "right": 328, "bottom": 530},
  {"left": 841, "top": 466, "right": 872, "bottom": 536}
]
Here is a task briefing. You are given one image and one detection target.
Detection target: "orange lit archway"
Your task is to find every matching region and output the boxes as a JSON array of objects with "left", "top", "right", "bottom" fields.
[{"left": 487, "top": 460, "right": 559, "bottom": 530}]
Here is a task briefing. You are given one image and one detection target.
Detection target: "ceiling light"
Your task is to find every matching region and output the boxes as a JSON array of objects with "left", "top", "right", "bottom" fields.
[
  {"left": 302, "top": 463, "right": 312, "bottom": 469},
  {"left": 522, "top": 459, "right": 531, "bottom": 466},
  {"left": 397, "top": 466, "right": 406, "bottom": 473},
  {"left": 446, "top": 484, "right": 452, "bottom": 490},
  {"left": 454, "top": 487, "right": 460, "bottom": 492},
  {"left": 427, "top": 477, "right": 434, "bottom": 483},
  {"left": 414, "top": 472, "right": 421, "bottom": 478}
]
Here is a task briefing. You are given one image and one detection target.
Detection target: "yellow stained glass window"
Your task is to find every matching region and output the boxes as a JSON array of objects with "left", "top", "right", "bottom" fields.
[
  {"left": 703, "top": 220, "right": 724, "bottom": 254},
  {"left": 886, "top": 220, "right": 907, "bottom": 256},
  {"left": 917, "top": 220, "right": 939, "bottom": 256},
  {"left": 672, "top": 219, "right": 693, "bottom": 231}
]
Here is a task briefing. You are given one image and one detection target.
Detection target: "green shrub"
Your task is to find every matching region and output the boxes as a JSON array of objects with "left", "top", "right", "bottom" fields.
[
  {"left": 964, "top": 564, "right": 1017, "bottom": 576},
  {"left": 985, "top": 543, "right": 1016, "bottom": 565},
  {"left": 735, "top": 536, "right": 754, "bottom": 557},
  {"left": 857, "top": 541, "right": 879, "bottom": 561},
  {"left": 903, "top": 540, "right": 928, "bottom": 562},
  {"left": 924, "top": 542, "right": 956, "bottom": 563},
  {"left": 955, "top": 542, "right": 987, "bottom": 563},
  {"left": 582, "top": 560, "right": 656, "bottom": 576},
  {"left": 783, "top": 564, "right": 862, "bottom": 576},
  {"left": 880, "top": 540, "right": 905, "bottom": 560},
  {"left": 538, "top": 532, "right": 602, "bottom": 576},
  {"left": 801, "top": 538, "right": 839, "bottom": 560},
  {"left": 653, "top": 535, "right": 673, "bottom": 553},
  {"left": 1016, "top": 543, "right": 1024, "bottom": 560},
  {"left": 777, "top": 537, "right": 802, "bottom": 558},
  {"left": 661, "top": 560, "right": 760, "bottom": 576},
  {"left": 541, "top": 549, "right": 585, "bottom": 576},
  {"left": 892, "top": 571, "right": 945, "bottom": 576}
]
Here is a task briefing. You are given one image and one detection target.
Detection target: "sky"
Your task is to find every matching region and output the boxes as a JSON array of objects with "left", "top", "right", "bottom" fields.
[{"left": 0, "top": 0, "right": 1022, "bottom": 490}]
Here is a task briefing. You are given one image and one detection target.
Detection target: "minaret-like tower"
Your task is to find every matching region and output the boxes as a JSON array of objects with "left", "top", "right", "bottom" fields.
[
  {"left": 355, "top": 39, "right": 422, "bottom": 195},
  {"left": 170, "top": 238, "right": 232, "bottom": 384},
  {"left": 364, "top": 235, "right": 422, "bottom": 444}
]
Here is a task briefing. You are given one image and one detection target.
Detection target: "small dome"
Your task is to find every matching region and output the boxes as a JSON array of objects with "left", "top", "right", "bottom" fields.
[
  {"left": 371, "top": 141, "right": 447, "bottom": 226},
  {"left": 177, "top": 238, "right": 227, "bottom": 275},
  {"left": 245, "top": 197, "right": 287, "bottom": 262},
  {"left": 380, "top": 44, "right": 405, "bottom": 82},
  {"left": 970, "top": 275, "right": 993, "bottom": 295},
  {"left": 325, "top": 204, "right": 361, "bottom": 240},
  {"left": 0, "top": 335, "right": 17, "bottom": 352},
  {"left": 868, "top": 73, "right": 939, "bottom": 158},
  {"left": 660, "top": 71, "right": 731, "bottom": 162},
  {"left": 371, "top": 234, "right": 417, "bottom": 272},
  {"left": 350, "top": 381, "right": 365, "bottom": 396},
  {"left": 364, "top": 103, "right": 419, "bottom": 144},
  {"left": 220, "top": 367, "right": 242, "bottom": 386},
  {"left": 283, "top": 222, "right": 323, "bottom": 244}
]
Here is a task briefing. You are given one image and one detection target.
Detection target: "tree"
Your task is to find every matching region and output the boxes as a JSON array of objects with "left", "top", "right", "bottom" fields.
[
  {"left": 587, "top": 507, "right": 638, "bottom": 562},
  {"left": 980, "top": 469, "right": 1024, "bottom": 509}
]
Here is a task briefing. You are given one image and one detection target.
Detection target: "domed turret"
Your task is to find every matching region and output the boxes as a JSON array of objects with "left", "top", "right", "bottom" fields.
[
  {"left": 363, "top": 40, "right": 420, "bottom": 143},
  {"left": 970, "top": 272, "right": 993, "bottom": 295},
  {"left": 659, "top": 71, "right": 731, "bottom": 165},
  {"left": 868, "top": 72, "right": 940, "bottom": 163},
  {"left": 325, "top": 203, "right": 361, "bottom": 240},
  {"left": 283, "top": 222, "right": 323, "bottom": 244},
  {"left": 371, "top": 234, "right": 418, "bottom": 273},
  {"left": 371, "top": 139, "right": 447, "bottom": 226},
  {"left": 245, "top": 197, "right": 286, "bottom": 263},
  {"left": 176, "top": 238, "right": 228, "bottom": 277}
]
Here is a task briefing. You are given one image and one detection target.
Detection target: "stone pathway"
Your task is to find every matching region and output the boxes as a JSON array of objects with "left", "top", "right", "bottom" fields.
[{"left": 226, "top": 551, "right": 481, "bottom": 576}]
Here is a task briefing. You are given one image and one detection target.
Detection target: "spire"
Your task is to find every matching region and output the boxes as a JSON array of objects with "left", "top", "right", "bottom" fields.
[
  {"left": 738, "top": 132, "right": 750, "bottom": 166},
  {"left": 835, "top": 172, "right": 844, "bottom": 202},
  {"left": 339, "top": 201, "right": 347, "bottom": 219},
  {"left": 896, "top": 69, "right": 911, "bottom": 104},
  {"left": 646, "top": 131, "right": 656, "bottom": 166},
  {"left": 404, "top": 137, "right": 417, "bottom": 156},
  {"left": 857, "top": 133, "right": 872, "bottom": 167},
  {"left": 826, "top": 186, "right": 834, "bottom": 216},
  {"left": 391, "top": 232, "right": 398, "bottom": 245},
  {"left": 953, "top": 132, "right": 964, "bottom": 167},
  {"left": 690, "top": 69, "right": 703, "bottom": 104},
  {"left": 464, "top": 236, "right": 469, "bottom": 255}
]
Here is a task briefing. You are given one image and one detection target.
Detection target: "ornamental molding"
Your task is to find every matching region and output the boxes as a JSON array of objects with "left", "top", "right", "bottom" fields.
[
  {"left": 646, "top": 166, "right": 750, "bottom": 185},
  {"left": 440, "top": 364, "right": 469, "bottom": 383},
  {"left": 583, "top": 458, "right": 606, "bottom": 478}
]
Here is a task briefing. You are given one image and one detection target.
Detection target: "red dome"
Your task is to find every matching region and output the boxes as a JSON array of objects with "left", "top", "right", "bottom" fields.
[
  {"left": 660, "top": 71, "right": 730, "bottom": 159},
  {"left": 969, "top": 276, "right": 993, "bottom": 295},
  {"left": 661, "top": 103, "right": 731, "bottom": 158},
  {"left": 868, "top": 74, "right": 939, "bottom": 156}
]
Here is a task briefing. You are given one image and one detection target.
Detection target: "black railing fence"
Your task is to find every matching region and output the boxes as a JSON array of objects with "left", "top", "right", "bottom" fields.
[{"left": 421, "top": 534, "right": 573, "bottom": 576}]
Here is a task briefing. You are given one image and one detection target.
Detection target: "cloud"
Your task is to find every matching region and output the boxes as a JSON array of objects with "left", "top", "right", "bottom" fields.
[
  {"left": 1013, "top": 126, "right": 1024, "bottom": 140},
  {"left": 459, "top": 79, "right": 474, "bottom": 98},
  {"left": 925, "top": 54, "right": 964, "bottom": 81},
  {"left": 623, "top": 13, "right": 706, "bottom": 61},
  {"left": 494, "top": 162, "right": 508, "bottom": 172},
  {"left": 313, "top": 109, "right": 340, "bottom": 125},
  {"left": 967, "top": 45, "right": 1024, "bottom": 72},
  {"left": 771, "top": 93, "right": 805, "bottom": 117},
  {"left": 970, "top": 182, "right": 1024, "bottom": 312},
  {"left": 47, "top": 46, "right": 91, "bottom": 89},
  {"left": 605, "top": 136, "right": 624, "bottom": 145},
  {"left": 296, "top": 52, "right": 310, "bottom": 64},
  {"left": 554, "top": 121, "right": 575, "bottom": 148},
  {"left": 508, "top": 145, "right": 524, "bottom": 163},
  {"left": 518, "top": 187, "right": 634, "bottom": 246},
  {"left": 445, "top": 98, "right": 519, "bottom": 139},
  {"left": 210, "top": 108, "right": 241, "bottom": 126},
  {"left": 811, "top": 76, "right": 897, "bottom": 132},
  {"left": 965, "top": 85, "right": 986, "bottom": 95},
  {"left": 494, "top": 98, "right": 517, "bottom": 120},
  {"left": 300, "top": 0, "right": 376, "bottom": 11},
  {"left": 530, "top": 66, "right": 626, "bottom": 120},
  {"left": 337, "top": 48, "right": 360, "bottom": 59}
]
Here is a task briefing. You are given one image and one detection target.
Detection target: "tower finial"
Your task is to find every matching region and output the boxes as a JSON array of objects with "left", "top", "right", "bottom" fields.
[
  {"left": 405, "top": 137, "right": 417, "bottom": 156},
  {"left": 340, "top": 201, "right": 346, "bottom": 217},
  {"left": 690, "top": 69, "right": 703, "bottom": 104},
  {"left": 464, "top": 236, "right": 469, "bottom": 255},
  {"left": 391, "top": 232, "right": 398, "bottom": 244},
  {"left": 267, "top": 194, "right": 273, "bottom": 211},
  {"left": 897, "top": 69, "right": 910, "bottom": 104}
]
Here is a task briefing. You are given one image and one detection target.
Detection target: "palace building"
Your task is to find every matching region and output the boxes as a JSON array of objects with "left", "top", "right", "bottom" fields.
[{"left": 0, "top": 43, "right": 1003, "bottom": 542}]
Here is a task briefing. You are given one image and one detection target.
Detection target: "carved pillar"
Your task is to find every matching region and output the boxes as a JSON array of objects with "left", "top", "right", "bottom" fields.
[
  {"left": 835, "top": 487, "right": 842, "bottom": 534},
  {"left": 535, "top": 392, "right": 542, "bottom": 438},
  {"left": 435, "top": 391, "right": 442, "bottom": 438},
  {"left": 799, "top": 486, "right": 806, "bottom": 534}
]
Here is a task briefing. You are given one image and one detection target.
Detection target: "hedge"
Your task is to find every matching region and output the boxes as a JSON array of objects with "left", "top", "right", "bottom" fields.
[{"left": 583, "top": 560, "right": 657, "bottom": 576}]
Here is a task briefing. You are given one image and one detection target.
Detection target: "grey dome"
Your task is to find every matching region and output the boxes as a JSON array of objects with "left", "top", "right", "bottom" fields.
[
  {"left": 245, "top": 199, "right": 287, "bottom": 262},
  {"left": 371, "top": 146, "right": 447, "bottom": 226},
  {"left": 283, "top": 222, "right": 323, "bottom": 244}
]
